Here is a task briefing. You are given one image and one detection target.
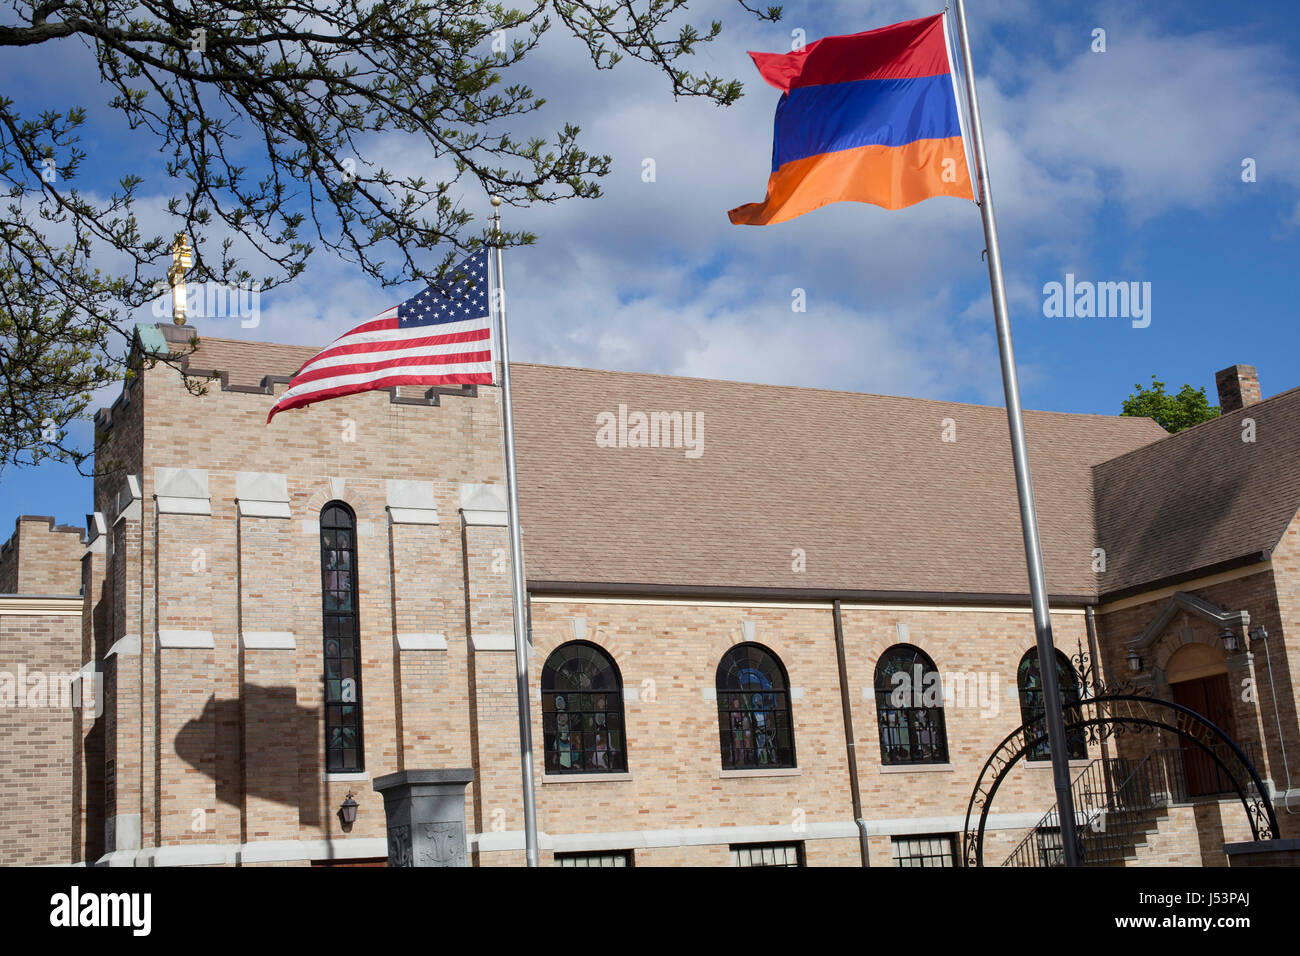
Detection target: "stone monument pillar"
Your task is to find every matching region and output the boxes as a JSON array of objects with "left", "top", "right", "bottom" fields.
[{"left": 373, "top": 769, "right": 474, "bottom": 867}]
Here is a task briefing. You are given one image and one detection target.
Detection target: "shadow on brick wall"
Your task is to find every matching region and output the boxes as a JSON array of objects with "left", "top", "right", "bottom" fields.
[{"left": 174, "top": 685, "right": 321, "bottom": 832}]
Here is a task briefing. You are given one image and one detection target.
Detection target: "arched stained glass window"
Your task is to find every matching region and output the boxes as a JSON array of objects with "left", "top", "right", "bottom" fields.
[
  {"left": 716, "top": 643, "right": 796, "bottom": 770},
  {"left": 320, "top": 502, "right": 364, "bottom": 772},
  {"left": 874, "top": 645, "right": 949, "bottom": 765},
  {"left": 1017, "top": 648, "right": 1087, "bottom": 762},
  {"left": 541, "top": 642, "right": 627, "bottom": 774}
]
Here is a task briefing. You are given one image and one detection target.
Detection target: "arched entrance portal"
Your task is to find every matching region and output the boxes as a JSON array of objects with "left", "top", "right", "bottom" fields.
[
  {"left": 1166, "top": 643, "right": 1235, "bottom": 796},
  {"left": 962, "top": 690, "right": 1279, "bottom": 867}
]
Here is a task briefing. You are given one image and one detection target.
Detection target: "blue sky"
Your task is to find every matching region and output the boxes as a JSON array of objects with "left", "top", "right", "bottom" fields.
[{"left": 3, "top": 0, "right": 1299, "bottom": 534}]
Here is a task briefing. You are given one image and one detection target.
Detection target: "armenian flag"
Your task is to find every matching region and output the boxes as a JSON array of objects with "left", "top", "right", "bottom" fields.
[{"left": 728, "top": 14, "right": 974, "bottom": 226}]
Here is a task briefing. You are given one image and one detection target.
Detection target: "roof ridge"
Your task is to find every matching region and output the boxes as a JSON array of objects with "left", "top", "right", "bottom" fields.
[
  {"left": 1096, "top": 382, "right": 1300, "bottom": 470},
  {"left": 511, "top": 360, "right": 1161, "bottom": 420}
]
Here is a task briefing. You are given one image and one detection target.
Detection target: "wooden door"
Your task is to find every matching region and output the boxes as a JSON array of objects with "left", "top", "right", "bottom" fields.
[{"left": 1170, "top": 674, "right": 1236, "bottom": 797}]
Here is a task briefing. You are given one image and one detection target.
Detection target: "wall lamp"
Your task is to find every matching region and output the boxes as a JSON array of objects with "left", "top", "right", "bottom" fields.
[
  {"left": 338, "top": 792, "right": 359, "bottom": 833},
  {"left": 1126, "top": 649, "right": 1142, "bottom": 673},
  {"left": 1220, "top": 626, "right": 1241, "bottom": 654}
]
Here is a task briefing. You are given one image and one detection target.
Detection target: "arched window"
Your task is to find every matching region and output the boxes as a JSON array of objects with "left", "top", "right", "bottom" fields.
[
  {"left": 541, "top": 642, "right": 626, "bottom": 774},
  {"left": 716, "top": 643, "right": 796, "bottom": 770},
  {"left": 320, "top": 502, "right": 364, "bottom": 772},
  {"left": 1017, "top": 648, "right": 1087, "bottom": 762},
  {"left": 874, "top": 645, "right": 949, "bottom": 765}
]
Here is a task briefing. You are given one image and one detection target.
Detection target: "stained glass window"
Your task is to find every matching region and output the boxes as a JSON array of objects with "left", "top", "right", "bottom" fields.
[
  {"left": 716, "top": 644, "right": 796, "bottom": 770},
  {"left": 541, "top": 642, "right": 627, "bottom": 774},
  {"left": 875, "top": 644, "right": 949, "bottom": 765},
  {"left": 320, "top": 502, "right": 364, "bottom": 772},
  {"left": 1017, "top": 648, "right": 1087, "bottom": 762}
]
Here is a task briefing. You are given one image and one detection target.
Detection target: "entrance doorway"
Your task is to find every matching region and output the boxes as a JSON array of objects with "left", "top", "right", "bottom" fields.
[{"left": 1166, "top": 643, "right": 1235, "bottom": 797}]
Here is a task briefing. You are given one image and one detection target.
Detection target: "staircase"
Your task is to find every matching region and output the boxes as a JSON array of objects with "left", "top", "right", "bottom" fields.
[{"left": 1001, "top": 751, "right": 1173, "bottom": 867}]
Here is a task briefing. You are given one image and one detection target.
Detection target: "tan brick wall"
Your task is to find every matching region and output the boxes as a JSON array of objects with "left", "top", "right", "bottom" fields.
[
  {"left": 0, "top": 611, "right": 82, "bottom": 863},
  {"left": 0, "top": 513, "right": 86, "bottom": 865},
  {"left": 1095, "top": 560, "right": 1300, "bottom": 842},
  {"left": 507, "top": 599, "right": 1094, "bottom": 866},
  {"left": 1264, "top": 507, "right": 1300, "bottom": 838},
  {"left": 0, "top": 515, "right": 84, "bottom": 595},
  {"left": 79, "top": 352, "right": 508, "bottom": 861},
  {"left": 55, "top": 342, "right": 1300, "bottom": 867},
  {"left": 1127, "top": 800, "right": 1255, "bottom": 866}
]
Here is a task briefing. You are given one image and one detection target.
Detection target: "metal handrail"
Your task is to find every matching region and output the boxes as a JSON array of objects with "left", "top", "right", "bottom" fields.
[
  {"left": 1000, "top": 758, "right": 1109, "bottom": 867},
  {"left": 1001, "top": 740, "right": 1266, "bottom": 867}
]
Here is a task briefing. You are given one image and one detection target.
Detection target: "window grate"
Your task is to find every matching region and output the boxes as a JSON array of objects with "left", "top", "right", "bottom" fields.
[
  {"left": 730, "top": 842, "right": 804, "bottom": 867},
  {"left": 891, "top": 834, "right": 958, "bottom": 867},
  {"left": 556, "top": 851, "right": 633, "bottom": 867}
]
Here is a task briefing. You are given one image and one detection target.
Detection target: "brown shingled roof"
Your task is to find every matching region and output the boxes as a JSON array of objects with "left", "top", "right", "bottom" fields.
[
  {"left": 1093, "top": 385, "right": 1300, "bottom": 598},
  {"left": 174, "top": 332, "right": 1173, "bottom": 601},
  {"left": 509, "top": 363, "right": 1165, "bottom": 601}
]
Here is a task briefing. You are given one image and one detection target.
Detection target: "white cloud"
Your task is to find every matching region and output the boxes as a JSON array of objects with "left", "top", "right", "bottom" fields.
[{"left": 16, "top": 2, "right": 1299, "bottom": 412}]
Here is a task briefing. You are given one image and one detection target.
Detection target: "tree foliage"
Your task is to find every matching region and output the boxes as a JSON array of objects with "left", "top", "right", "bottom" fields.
[
  {"left": 1121, "top": 375, "right": 1220, "bottom": 433},
  {"left": 0, "top": 0, "right": 781, "bottom": 474}
]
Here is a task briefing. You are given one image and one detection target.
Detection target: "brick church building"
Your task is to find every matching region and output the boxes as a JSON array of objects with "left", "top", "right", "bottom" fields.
[{"left": 2, "top": 318, "right": 1298, "bottom": 866}]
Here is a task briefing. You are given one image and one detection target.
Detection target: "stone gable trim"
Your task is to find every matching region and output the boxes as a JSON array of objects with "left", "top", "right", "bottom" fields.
[
  {"left": 1128, "top": 591, "right": 1250, "bottom": 653},
  {"left": 106, "top": 634, "right": 140, "bottom": 658},
  {"left": 385, "top": 480, "right": 440, "bottom": 525},
  {"left": 240, "top": 631, "right": 296, "bottom": 650},
  {"left": 113, "top": 475, "right": 142, "bottom": 525},
  {"left": 471, "top": 632, "right": 515, "bottom": 652},
  {"left": 395, "top": 633, "right": 448, "bottom": 651},
  {"left": 155, "top": 467, "right": 211, "bottom": 515},
  {"left": 459, "top": 483, "right": 507, "bottom": 527},
  {"left": 157, "top": 629, "right": 215, "bottom": 649},
  {"left": 236, "top": 471, "right": 291, "bottom": 518}
]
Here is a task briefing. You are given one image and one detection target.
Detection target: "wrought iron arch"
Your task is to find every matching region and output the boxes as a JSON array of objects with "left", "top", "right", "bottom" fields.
[{"left": 962, "top": 692, "right": 1278, "bottom": 867}]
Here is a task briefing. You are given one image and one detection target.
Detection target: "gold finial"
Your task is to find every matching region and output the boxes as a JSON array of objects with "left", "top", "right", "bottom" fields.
[{"left": 167, "top": 233, "right": 193, "bottom": 326}]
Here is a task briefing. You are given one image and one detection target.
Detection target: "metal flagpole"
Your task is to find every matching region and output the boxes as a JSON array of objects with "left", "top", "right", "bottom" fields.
[
  {"left": 488, "top": 194, "right": 541, "bottom": 867},
  {"left": 950, "top": 1, "right": 1081, "bottom": 866}
]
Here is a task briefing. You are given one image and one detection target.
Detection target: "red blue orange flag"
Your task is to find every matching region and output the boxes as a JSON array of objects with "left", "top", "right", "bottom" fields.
[{"left": 728, "top": 13, "right": 974, "bottom": 225}]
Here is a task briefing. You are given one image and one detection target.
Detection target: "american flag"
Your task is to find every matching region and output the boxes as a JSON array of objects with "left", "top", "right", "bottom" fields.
[{"left": 267, "top": 250, "right": 494, "bottom": 422}]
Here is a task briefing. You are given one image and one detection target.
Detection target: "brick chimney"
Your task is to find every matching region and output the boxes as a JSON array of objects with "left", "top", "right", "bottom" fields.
[{"left": 1215, "top": 365, "right": 1261, "bottom": 413}]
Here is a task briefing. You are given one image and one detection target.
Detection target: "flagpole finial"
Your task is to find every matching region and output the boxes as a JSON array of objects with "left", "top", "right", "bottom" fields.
[{"left": 490, "top": 194, "right": 502, "bottom": 207}]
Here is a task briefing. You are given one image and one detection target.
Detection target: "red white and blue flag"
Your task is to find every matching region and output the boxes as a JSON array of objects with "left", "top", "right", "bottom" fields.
[{"left": 267, "top": 250, "right": 495, "bottom": 422}]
